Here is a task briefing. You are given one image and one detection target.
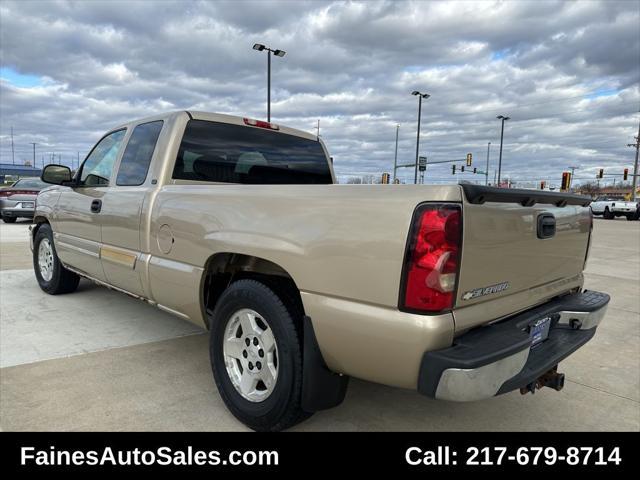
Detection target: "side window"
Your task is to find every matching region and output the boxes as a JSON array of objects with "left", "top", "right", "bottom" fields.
[
  {"left": 116, "top": 121, "right": 164, "bottom": 186},
  {"left": 80, "top": 129, "right": 126, "bottom": 186}
]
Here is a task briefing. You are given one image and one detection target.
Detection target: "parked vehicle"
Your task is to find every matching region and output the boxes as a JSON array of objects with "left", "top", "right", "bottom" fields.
[
  {"left": 31, "top": 111, "right": 609, "bottom": 431},
  {"left": 0, "top": 177, "right": 48, "bottom": 223},
  {"left": 590, "top": 196, "right": 639, "bottom": 220}
]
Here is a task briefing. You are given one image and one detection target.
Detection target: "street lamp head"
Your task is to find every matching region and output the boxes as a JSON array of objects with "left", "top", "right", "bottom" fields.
[
  {"left": 497, "top": 115, "right": 510, "bottom": 121},
  {"left": 253, "top": 43, "right": 266, "bottom": 51},
  {"left": 412, "top": 91, "right": 420, "bottom": 96},
  {"left": 412, "top": 91, "right": 430, "bottom": 98},
  {"left": 273, "top": 49, "right": 286, "bottom": 57},
  {"left": 422, "top": 93, "right": 430, "bottom": 99}
]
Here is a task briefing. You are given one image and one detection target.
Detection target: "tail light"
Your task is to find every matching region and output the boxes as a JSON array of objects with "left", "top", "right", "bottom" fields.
[
  {"left": 243, "top": 118, "right": 280, "bottom": 130},
  {"left": 400, "top": 203, "right": 462, "bottom": 313},
  {"left": 0, "top": 190, "right": 38, "bottom": 197}
]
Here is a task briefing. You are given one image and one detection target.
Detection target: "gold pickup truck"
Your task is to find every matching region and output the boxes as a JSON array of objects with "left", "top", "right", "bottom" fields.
[{"left": 31, "top": 111, "right": 609, "bottom": 431}]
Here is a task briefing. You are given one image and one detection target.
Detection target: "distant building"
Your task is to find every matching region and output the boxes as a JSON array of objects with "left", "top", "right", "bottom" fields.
[{"left": 0, "top": 163, "right": 42, "bottom": 182}]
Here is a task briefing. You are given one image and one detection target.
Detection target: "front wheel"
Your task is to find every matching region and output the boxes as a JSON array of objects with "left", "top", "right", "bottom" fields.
[
  {"left": 603, "top": 208, "right": 614, "bottom": 219},
  {"left": 2, "top": 215, "right": 17, "bottom": 223},
  {"left": 209, "top": 279, "right": 310, "bottom": 431},
  {"left": 33, "top": 223, "right": 80, "bottom": 294}
]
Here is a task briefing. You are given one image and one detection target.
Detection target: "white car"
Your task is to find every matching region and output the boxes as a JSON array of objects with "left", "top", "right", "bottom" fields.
[{"left": 590, "top": 196, "right": 639, "bottom": 220}]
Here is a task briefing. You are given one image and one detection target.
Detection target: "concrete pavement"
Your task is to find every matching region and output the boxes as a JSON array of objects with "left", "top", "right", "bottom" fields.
[{"left": 1, "top": 217, "right": 638, "bottom": 431}]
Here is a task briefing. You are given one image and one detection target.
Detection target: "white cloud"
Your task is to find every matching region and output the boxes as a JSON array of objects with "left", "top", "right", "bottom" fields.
[{"left": 0, "top": 0, "right": 638, "bottom": 187}]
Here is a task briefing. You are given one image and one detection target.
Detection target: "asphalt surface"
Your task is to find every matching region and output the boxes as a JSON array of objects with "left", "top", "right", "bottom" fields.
[{"left": 1, "top": 217, "right": 638, "bottom": 431}]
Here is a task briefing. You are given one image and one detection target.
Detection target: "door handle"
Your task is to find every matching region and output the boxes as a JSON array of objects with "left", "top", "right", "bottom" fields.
[{"left": 91, "top": 199, "right": 102, "bottom": 213}]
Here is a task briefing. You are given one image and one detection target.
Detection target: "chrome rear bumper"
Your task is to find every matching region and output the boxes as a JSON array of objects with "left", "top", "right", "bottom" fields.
[{"left": 418, "top": 290, "right": 609, "bottom": 401}]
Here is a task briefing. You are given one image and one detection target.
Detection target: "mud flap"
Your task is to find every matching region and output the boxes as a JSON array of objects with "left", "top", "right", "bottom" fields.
[{"left": 301, "top": 315, "right": 349, "bottom": 412}]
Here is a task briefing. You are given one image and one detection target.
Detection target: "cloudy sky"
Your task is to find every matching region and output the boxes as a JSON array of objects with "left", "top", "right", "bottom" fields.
[{"left": 1, "top": 0, "right": 639, "bottom": 186}]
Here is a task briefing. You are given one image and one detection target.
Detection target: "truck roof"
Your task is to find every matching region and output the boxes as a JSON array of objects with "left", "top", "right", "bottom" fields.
[{"left": 111, "top": 110, "right": 319, "bottom": 142}]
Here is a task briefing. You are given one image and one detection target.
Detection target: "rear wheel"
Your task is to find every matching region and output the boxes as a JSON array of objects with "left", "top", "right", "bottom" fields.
[
  {"left": 2, "top": 216, "right": 17, "bottom": 223},
  {"left": 33, "top": 223, "right": 80, "bottom": 294},
  {"left": 209, "top": 279, "right": 310, "bottom": 431},
  {"left": 626, "top": 214, "right": 636, "bottom": 221}
]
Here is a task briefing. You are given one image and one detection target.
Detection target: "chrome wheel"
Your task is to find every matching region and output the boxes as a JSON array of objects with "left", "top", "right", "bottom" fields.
[
  {"left": 38, "top": 238, "right": 54, "bottom": 282},
  {"left": 223, "top": 308, "right": 278, "bottom": 402}
]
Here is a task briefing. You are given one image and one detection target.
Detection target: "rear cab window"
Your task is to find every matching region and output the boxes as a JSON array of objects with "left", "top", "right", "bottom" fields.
[
  {"left": 172, "top": 120, "right": 332, "bottom": 184},
  {"left": 117, "top": 121, "right": 164, "bottom": 186}
]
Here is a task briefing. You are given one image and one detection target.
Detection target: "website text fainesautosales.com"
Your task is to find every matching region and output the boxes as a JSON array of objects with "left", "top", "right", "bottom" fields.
[{"left": 20, "top": 446, "right": 279, "bottom": 467}]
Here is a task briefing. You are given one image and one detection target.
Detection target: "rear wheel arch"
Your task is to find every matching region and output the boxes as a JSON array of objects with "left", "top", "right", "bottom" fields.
[{"left": 201, "top": 253, "right": 305, "bottom": 331}]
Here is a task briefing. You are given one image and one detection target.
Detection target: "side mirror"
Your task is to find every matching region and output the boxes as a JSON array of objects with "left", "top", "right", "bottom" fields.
[{"left": 41, "top": 164, "right": 72, "bottom": 185}]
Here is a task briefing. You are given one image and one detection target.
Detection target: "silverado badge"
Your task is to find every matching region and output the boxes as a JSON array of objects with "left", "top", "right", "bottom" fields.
[{"left": 462, "top": 282, "right": 510, "bottom": 301}]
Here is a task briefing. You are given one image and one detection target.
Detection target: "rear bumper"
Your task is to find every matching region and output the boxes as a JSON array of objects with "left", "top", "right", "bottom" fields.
[
  {"left": 418, "top": 290, "right": 609, "bottom": 401},
  {"left": 1, "top": 207, "right": 35, "bottom": 218}
]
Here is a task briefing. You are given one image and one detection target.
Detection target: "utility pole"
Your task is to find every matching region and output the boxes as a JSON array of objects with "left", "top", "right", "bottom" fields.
[
  {"left": 393, "top": 124, "right": 399, "bottom": 183},
  {"left": 316, "top": 119, "right": 320, "bottom": 138},
  {"left": 77, "top": 151, "right": 80, "bottom": 170},
  {"left": 485, "top": 142, "right": 491, "bottom": 185},
  {"left": 10, "top": 126, "right": 15, "bottom": 165},
  {"left": 30, "top": 142, "right": 37, "bottom": 167},
  {"left": 627, "top": 118, "right": 640, "bottom": 199}
]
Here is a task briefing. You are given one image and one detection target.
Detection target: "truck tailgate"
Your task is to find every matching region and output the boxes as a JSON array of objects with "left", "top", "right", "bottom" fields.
[{"left": 454, "top": 185, "right": 592, "bottom": 332}]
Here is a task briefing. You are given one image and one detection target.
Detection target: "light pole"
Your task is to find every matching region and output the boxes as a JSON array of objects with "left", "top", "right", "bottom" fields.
[
  {"left": 30, "top": 142, "right": 36, "bottom": 167},
  {"left": 412, "top": 91, "right": 430, "bottom": 184},
  {"left": 253, "top": 43, "right": 286, "bottom": 122},
  {"left": 496, "top": 115, "right": 510, "bottom": 186},
  {"left": 485, "top": 141, "right": 491, "bottom": 185},
  {"left": 393, "top": 124, "right": 399, "bottom": 183}
]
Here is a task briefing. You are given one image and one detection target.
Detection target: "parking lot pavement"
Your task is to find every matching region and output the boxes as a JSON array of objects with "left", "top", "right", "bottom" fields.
[{"left": 1, "top": 218, "right": 639, "bottom": 431}]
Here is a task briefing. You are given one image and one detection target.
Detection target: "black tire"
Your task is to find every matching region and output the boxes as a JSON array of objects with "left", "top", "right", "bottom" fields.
[
  {"left": 33, "top": 223, "right": 80, "bottom": 294},
  {"left": 209, "top": 279, "right": 310, "bottom": 431},
  {"left": 626, "top": 214, "right": 635, "bottom": 221},
  {"left": 2, "top": 216, "right": 17, "bottom": 223},
  {"left": 603, "top": 208, "right": 614, "bottom": 220}
]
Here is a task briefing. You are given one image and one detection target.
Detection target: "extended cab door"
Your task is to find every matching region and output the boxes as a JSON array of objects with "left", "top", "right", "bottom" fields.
[
  {"left": 54, "top": 129, "right": 127, "bottom": 281},
  {"left": 98, "top": 120, "right": 164, "bottom": 297}
]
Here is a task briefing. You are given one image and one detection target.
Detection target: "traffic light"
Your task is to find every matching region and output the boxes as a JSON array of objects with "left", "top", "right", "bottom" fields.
[
  {"left": 381, "top": 172, "right": 390, "bottom": 184},
  {"left": 540, "top": 181, "right": 546, "bottom": 190},
  {"left": 623, "top": 168, "right": 628, "bottom": 181},
  {"left": 452, "top": 164, "right": 456, "bottom": 174},
  {"left": 461, "top": 166, "right": 465, "bottom": 173},
  {"left": 473, "top": 167, "right": 477, "bottom": 174},
  {"left": 598, "top": 168, "right": 604, "bottom": 179},
  {"left": 561, "top": 171, "right": 571, "bottom": 190},
  {"left": 466, "top": 153, "right": 472, "bottom": 166}
]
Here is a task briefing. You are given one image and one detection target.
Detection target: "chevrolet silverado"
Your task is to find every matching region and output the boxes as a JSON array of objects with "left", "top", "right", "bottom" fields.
[{"left": 31, "top": 111, "right": 609, "bottom": 431}]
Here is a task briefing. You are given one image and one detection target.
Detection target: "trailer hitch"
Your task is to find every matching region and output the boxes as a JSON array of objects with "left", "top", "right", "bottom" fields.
[{"left": 520, "top": 366, "right": 565, "bottom": 395}]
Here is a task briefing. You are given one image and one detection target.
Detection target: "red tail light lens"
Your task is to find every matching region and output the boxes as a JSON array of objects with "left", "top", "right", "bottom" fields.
[
  {"left": 401, "top": 203, "right": 462, "bottom": 313},
  {"left": 0, "top": 190, "right": 38, "bottom": 197}
]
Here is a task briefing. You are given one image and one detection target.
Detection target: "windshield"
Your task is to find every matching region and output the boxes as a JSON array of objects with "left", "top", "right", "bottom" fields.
[{"left": 173, "top": 120, "right": 333, "bottom": 185}]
